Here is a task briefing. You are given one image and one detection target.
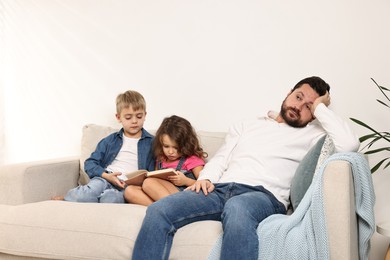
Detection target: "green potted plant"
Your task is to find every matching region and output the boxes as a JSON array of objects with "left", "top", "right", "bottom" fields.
[{"left": 350, "top": 78, "right": 390, "bottom": 173}]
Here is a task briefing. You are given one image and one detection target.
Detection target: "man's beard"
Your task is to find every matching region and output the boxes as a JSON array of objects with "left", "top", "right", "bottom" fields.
[{"left": 280, "top": 103, "right": 308, "bottom": 128}]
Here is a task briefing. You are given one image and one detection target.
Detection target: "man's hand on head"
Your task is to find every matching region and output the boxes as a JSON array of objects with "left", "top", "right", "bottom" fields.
[{"left": 311, "top": 91, "right": 331, "bottom": 116}]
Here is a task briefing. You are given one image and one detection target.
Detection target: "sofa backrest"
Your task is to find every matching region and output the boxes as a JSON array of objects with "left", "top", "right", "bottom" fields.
[{"left": 79, "top": 124, "right": 226, "bottom": 185}]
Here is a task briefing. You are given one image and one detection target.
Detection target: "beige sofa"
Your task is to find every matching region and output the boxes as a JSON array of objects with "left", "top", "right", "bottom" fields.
[{"left": 0, "top": 124, "right": 359, "bottom": 260}]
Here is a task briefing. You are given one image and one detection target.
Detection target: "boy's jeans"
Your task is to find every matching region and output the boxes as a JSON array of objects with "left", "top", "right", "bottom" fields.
[
  {"left": 64, "top": 177, "right": 124, "bottom": 203},
  {"left": 133, "top": 182, "right": 286, "bottom": 260}
]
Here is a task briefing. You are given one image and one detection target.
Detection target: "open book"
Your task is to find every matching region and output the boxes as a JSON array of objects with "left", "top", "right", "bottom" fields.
[{"left": 117, "top": 168, "right": 178, "bottom": 186}]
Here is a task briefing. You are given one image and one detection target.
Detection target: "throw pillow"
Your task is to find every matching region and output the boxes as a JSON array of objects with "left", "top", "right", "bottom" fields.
[
  {"left": 197, "top": 131, "right": 226, "bottom": 161},
  {"left": 79, "top": 124, "right": 118, "bottom": 185},
  {"left": 290, "top": 135, "right": 326, "bottom": 211},
  {"left": 314, "top": 134, "right": 335, "bottom": 174}
]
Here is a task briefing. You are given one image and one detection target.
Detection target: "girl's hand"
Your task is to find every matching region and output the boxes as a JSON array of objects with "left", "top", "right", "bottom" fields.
[{"left": 167, "top": 171, "right": 187, "bottom": 186}]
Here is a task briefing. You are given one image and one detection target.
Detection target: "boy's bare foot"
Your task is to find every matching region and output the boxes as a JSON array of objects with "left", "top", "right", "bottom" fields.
[{"left": 51, "top": 196, "right": 65, "bottom": 200}]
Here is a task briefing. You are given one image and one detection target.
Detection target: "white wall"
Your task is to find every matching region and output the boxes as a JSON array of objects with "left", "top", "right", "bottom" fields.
[{"left": 1, "top": 1, "right": 389, "bottom": 259}]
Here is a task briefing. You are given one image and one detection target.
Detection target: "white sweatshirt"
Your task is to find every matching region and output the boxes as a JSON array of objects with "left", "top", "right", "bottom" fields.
[{"left": 198, "top": 104, "right": 360, "bottom": 208}]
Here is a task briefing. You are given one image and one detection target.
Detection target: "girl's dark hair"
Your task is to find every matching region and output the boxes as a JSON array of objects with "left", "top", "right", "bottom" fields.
[
  {"left": 292, "top": 76, "right": 330, "bottom": 96},
  {"left": 153, "top": 115, "right": 207, "bottom": 160}
]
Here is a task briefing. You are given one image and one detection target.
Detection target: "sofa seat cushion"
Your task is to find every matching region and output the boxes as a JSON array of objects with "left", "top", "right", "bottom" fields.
[
  {"left": 0, "top": 201, "right": 222, "bottom": 259},
  {"left": 0, "top": 201, "right": 145, "bottom": 259}
]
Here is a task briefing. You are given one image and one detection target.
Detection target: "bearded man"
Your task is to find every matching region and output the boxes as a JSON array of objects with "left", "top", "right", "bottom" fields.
[{"left": 132, "top": 76, "right": 359, "bottom": 260}]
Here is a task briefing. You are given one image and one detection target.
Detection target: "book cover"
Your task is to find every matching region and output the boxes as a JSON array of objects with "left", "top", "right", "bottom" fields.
[{"left": 119, "top": 168, "right": 177, "bottom": 185}]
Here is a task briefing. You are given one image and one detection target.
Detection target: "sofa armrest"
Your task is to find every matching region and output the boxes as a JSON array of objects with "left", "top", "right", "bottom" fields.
[
  {"left": 323, "top": 159, "right": 358, "bottom": 260},
  {"left": 0, "top": 157, "right": 80, "bottom": 205}
]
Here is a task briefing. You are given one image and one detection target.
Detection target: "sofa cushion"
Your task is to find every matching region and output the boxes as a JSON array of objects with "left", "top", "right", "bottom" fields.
[
  {"left": 0, "top": 201, "right": 145, "bottom": 259},
  {"left": 197, "top": 131, "right": 226, "bottom": 160},
  {"left": 314, "top": 134, "right": 336, "bottom": 174},
  {"left": 290, "top": 135, "right": 334, "bottom": 211},
  {"left": 79, "top": 124, "right": 118, "bottom": 185},
  {"left": 0, "top": 201, "right": 222, "bottom": 259}
]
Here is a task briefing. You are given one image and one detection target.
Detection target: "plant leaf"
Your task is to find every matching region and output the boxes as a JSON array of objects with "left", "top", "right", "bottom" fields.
[
  {"left": 385, "top": 160, "right": 390, "bottom": 169},
  {"left": 351, "top": 78, "right": 390, "bottom": 173},
  {"left": 351, "top": 121, "right": 390, "bottom": 144},
  {"left": 379, "top": 85, "right": 390, "bottom": 91},
  {"left": 359, "top": 133, "right": 378, "bottom": 143},
  {"left": 377, "top": 99, "right": 390, "bottom": 109},
  {"left": 350, "top": 119, "right": 379, "bottom": 137},
  {"left": 372, "top": 78, "right": 390, "bottom": 102},
  {"left": 350, "top": 118, "right": 377, "bottom": 133},
  {"left": 364, "top": 147, "right": 390, "bottom": 154},
  {"left": 371, "top": 158, "right": 390, "bottom": 173},
  {"left": 352, "top": 118, "right": 390, "bottom": 143}
]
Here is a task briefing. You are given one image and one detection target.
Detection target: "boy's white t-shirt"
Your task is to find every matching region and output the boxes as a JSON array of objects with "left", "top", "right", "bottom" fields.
[{"left": 106, "top": 135, "right": 140, "bottom": 179}]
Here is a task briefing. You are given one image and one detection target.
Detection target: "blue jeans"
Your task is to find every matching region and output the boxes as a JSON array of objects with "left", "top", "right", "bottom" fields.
[
  {"left": 64, "top": 177, "right": 124, "bottom": 203},
  {"left": 132, "top": 182, "right": 286, "bottom": 260}
]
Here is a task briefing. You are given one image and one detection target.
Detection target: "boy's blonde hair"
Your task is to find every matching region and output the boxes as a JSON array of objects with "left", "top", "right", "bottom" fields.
[{"left": 116, "top": 90, "right": 146, "bottom": 114}]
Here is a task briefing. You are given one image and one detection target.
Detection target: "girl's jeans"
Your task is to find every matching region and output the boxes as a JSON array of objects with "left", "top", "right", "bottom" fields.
[
  {"left": 133, "top": 182, "right": 286, "bottom": 260},
  {"left": 64, "top": 177, "right": 124, "bottom": 203}
]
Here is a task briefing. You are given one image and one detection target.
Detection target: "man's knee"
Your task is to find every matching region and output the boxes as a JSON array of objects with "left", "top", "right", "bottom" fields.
[
  {"left": 223, "top": 199, "right": 247, "bottom": 217},
  {"left": 221, "top": 199, "right": 259, "bottom": 229}
]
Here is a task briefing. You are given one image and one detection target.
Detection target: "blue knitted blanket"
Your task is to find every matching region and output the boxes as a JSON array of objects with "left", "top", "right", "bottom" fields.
[{"left": 208, "top": 152, "right": 376, "bottom": 260}]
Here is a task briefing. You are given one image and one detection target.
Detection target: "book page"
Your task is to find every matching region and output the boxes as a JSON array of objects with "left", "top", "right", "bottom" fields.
[
  {"left": 146, "top": 168, "right": 177, "bottom": 180},
  {"left": 119, "top": 168, "right": 178, "bottom": 185}
]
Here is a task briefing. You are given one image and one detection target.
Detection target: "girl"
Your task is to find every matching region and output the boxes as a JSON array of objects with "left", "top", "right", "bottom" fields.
[{"left": 124, "top": 115, "right": 207, "bottom": 206}]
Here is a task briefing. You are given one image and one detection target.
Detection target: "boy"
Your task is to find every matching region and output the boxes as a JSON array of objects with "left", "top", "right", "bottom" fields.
[{"left": 57, "top": 90, "right": 154, "bottom": 203}]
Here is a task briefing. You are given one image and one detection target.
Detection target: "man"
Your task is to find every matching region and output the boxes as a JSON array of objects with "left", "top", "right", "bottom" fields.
[{"left": 132, "top": 76, "right": 360, "bottom": 260}]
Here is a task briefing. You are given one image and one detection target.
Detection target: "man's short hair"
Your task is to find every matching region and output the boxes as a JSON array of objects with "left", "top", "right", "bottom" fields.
[{"left": 292, "top": 76, "right": 330, "bottom": 96}]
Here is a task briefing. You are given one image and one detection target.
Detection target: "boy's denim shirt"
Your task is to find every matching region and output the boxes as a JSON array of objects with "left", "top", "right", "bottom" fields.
[{"left": 84, "top": 128, "right": 155, "bottom": 179}]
